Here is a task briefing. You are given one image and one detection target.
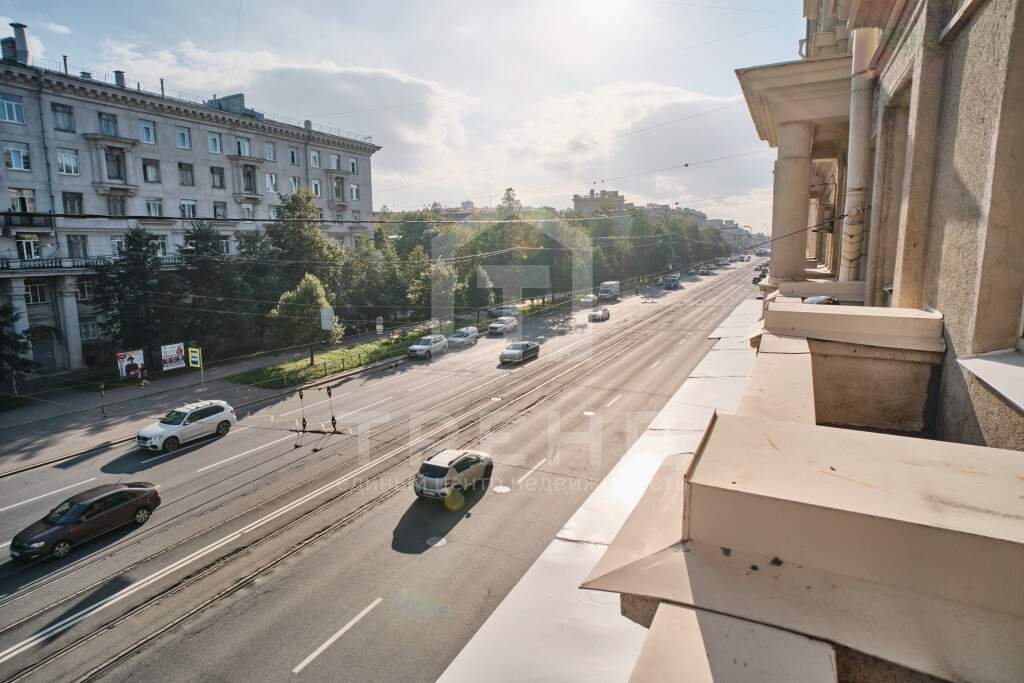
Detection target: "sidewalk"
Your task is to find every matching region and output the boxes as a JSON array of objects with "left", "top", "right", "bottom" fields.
[{"left": 438, "top": 297, "right": 762, "bottom": 682}]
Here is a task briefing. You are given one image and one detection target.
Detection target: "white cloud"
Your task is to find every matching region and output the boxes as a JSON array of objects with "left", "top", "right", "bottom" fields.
[
  {"left": 92, "top": 40, "right": 772, "bottom": 227},
  {"left": 42, "top": 21, "right": 71, "bottom": 35}
]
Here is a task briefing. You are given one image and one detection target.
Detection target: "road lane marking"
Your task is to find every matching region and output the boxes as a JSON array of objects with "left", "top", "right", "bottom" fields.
[
  {"left": 407, "top": 373, "right": 456, "bottom": 392},
  {"left": 605, "top": 393, "right": 622, "bottom": 408},
  {"left": 515, "top": 458, "right": 547, "bottom": 486},
  {"left": 582, "top": 411, "right": 595, "bottom": 416},
  {"left": 334, "top": 396, "right": 394, "bottom": 421},
  {"left": 648, "top": 360, "right": 661, "bottom": 370},
  {"left": 0, "top": 541, "right": 9, "bottom": 549},
  {"left": 280, "top": 395, "right": 349, "bottom": 417},
  {"left": 0, "top": 478, "right": 98, "bottom": 514},
  {"left": 292, "top": 598, "right": 383, "bottom": 674},
  {"left": 138, "top": 427, "right": 253, "bottom": 465},
  {"left": 196, "top": 433, "right": 296, "bottom": 473}
]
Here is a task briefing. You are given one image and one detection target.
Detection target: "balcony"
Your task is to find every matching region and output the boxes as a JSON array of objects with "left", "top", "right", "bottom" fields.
[
  {"left": 3, "top": 212, "right": 54, "bottom": 233},
  {"left": 0, "top": 255, "right": 191, "bottom": 272}
]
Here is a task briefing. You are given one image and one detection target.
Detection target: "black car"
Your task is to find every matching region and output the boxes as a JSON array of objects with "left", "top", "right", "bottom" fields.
[
  {"left": 803, "top": 295, "right": 841, "bottom": 305},
  {"left": 10, "top": 482, "right": 161, "bottom": 561}
]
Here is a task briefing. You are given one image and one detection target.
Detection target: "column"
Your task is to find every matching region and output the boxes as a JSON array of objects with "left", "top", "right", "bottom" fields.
[
  {"left": 5, "top": 278, "right": 30, "bottom": 354},
  {"left": 768, "top": 121, "right": 813, "bottom": 283},
  {"left": 56, "top": 276, "right": 84, "bottom": 370},
  {"left": 838, "top": 27, "right": 880, "bottom": 281}
]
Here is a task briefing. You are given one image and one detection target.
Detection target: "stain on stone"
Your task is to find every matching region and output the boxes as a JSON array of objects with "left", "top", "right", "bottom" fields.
[
  {"left": 770, "top": 557, "right": 783, "bottom": 567},
  {"left": 721, "top": 547, "right": 732, "bottom": 557},
  {"left": 750, "top": 564, "right": 759, "bottom": 571}
]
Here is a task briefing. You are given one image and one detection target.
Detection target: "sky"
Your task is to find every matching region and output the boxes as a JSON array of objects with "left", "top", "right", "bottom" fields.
[{"left": 5, "top": 0, "right": 806, "bottom": 231}]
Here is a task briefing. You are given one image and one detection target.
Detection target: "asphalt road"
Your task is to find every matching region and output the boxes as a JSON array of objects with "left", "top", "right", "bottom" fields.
[{"left": 0, "top": 261, "right": 761, "bottom": 681}]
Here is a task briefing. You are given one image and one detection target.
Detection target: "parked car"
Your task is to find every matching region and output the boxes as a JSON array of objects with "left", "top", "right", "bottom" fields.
[
  {"left": 803, "top": 295, "right": 841, "bottom": 305},
  {"left": 407, "top": 334, "right": 448, "bottom": 359},
  {"left": 588, "top": 306, "right": 610, "bottom": 322},
  {"left": 488, "top": 316, "right": 519, "bottom": 335},
  {"left": 581, "top": 293, "right": 598, "bottom": 306},
  {"left": 136, "top": 400, "right": 236, "bottom": 452},
  {"left": 10, "top": 482, "right": 161, "bottom": 561},
  {"left": 499, "top": 341, "right": 540, "bottom": 364},
  {"left": 488, "top": 304, "right": 521, "bottom": 318},
  {"left": 447, "top": 327, "right": 480, "bottom": 348},
  {"left": 414, "top": 449, "right": 493, "bottom": 501},
  {"left": 752, "top": 275, "right": 763, "bottom": 284},
  {"left": 663, "top": 276, "right": 680, "bottom": 289}
]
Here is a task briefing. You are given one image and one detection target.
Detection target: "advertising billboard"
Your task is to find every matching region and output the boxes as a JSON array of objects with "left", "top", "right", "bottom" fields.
[
  {"left": 161, "top": 342, "right": 186, "bottom": 371},
  {"left": 115, "top": 350, "right": 145, "bottom": 379}
]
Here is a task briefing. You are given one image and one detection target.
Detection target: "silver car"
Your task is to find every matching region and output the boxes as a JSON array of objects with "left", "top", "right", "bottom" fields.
[
  {"left": 588, "top": 306, "right": 610, "bottom": 322},
  {"left": 488, "top": 316, "right": 518, "bottom": 335},
  {"left": 499, "top": 341, "right": 540, "bottom": 364},
  {"left": 407, "top": 334, "right": 448, "bottom": 359},
  {"left": 447, "top": 326, "right": 480, "bottom": 348},
  {"left": 414, "top": 449, "right": 493, "bottom": 501},
  {"left": 136, "top": 400, "right": 237, "bottom": 452}
]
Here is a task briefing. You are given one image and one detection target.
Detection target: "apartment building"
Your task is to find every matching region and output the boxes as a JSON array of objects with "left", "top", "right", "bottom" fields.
[{"left": 0, "top": 22, "right": 380, "bottom": 372}]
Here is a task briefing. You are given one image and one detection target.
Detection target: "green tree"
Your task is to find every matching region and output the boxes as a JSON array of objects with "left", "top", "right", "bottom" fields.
[
  {"left": 497, "top": 187, "right": 521, "bottom": 220},
  {"left": 0, "top": 304, "right": 38, "bottom": 386},
  {"left": 266, "top": 273, "right": 343, "bottom": 347},
  {"left": 174, "top": 222, "right": 244, "bottom": 352},
  {"left": 263, "top": 190, "right": 344, "bottom": 290},
  {"left": 93, "top": 226, "right": 169, "bottom": 362},
  {"left": 463, "top": 264, "right": 495, "bottom": 310}
]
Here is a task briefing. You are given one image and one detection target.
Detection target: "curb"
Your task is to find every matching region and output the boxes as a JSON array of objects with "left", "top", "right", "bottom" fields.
[{"left": 0, "top": 355, "right": 408, "bottom": 480}]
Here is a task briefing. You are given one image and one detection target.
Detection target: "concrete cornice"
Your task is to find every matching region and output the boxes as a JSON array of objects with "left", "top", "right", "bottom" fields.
[
  {"left": 0, "top": 63, "right": 381, "bottom": 155},
  {"left": 736, "top": 55, "right": 852, "bottom": 147}
]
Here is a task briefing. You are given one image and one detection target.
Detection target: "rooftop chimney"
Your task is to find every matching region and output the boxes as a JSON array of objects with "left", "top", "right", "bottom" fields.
[
  {"left": 114, "top": 70, "right": 126, "bottom": 88},
  {"left": 80, "top": 71, "right": 92, "bottom": 80},
  {"left": 10, "top": 22, "right": 27, "bottom": 64},
  {"left": 1, "top": 37, "right": 15, "bottom": 62}
]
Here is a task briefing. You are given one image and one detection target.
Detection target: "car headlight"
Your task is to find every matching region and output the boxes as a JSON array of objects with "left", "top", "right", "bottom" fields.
[{"left": 28, "top": 541, "right": 46, "bottom": 549}]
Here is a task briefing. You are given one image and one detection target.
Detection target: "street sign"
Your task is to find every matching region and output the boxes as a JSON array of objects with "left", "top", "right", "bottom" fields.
[
  {"left": 188, "top": 347, "right": 202, "bottom": 368},
  {"left": 320, "top": 307, "right": 335, "bottom": 332}
]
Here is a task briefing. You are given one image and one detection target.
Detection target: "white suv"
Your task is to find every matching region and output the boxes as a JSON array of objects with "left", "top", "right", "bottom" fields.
[
  {"left": 447, "top": 326, "right": 480, "bottom": 348},
  {"left": 488, "top": 316, "right": 518, "bottom": 335},
  {"left": 407, "top": 334, "right": 448, "bottom": 359},
  {"left": 136, "top": 400, "right": 236, "bottom": 452}
]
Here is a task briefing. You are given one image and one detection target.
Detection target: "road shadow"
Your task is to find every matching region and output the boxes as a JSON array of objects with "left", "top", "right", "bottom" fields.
[
  {"left": 39, "top": 574, "right": 132, "bottom": 644},
  {"left": 0, "top": 523, "right": 138, "bottom": 599},
  {"left": 391, "top": 482, "right": 488, "bottom": 554}
]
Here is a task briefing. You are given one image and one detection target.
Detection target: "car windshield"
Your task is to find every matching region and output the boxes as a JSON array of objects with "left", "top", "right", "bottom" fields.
[
  {"left": 160, "top": 410, "right": 188, "bottom": 425},
  {"left": 508, "top": 343, "right": 528, "bottom": 350},
  {"left": 452, "top": 331, "right": 467, "bottom": 337},
  {"left": 44, "top": 500, "right": 82, "bottom": 525},
  {"left": 419, "top": 463, "right": 450, "bottom": 478},
  {"left": 415, "top": 336, "right": 434, "bottom": 344}
]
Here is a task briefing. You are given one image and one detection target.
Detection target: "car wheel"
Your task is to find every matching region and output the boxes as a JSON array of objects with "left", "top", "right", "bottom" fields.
[
  {"left": 216, "top": 420, "right": 231, "bottom": 436},
  {"left": 163, "top": 437, "right": 180, "bottom": 452},
  {"left": 52, "top": 540, "right": 72, "bottom": 559},
  {"left": 133, "top": 507, "right": 152, "bottom": 525},
  {"left": 483, "top": 463, "right": 494, "bottom": 480}
]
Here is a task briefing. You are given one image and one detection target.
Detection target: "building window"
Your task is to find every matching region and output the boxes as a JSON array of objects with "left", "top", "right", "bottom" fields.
[
  {"left": 349, "top": 183, "right": 360, "bottom": 201},
  {"left": 67, "top": 234, "right": 89, "bottom": 258},
  {"left": 107, "top": 195, "right": 127, "bottom": 216},
  {"left": 80, "top": 319, "right": 100, "bottom": 341},
  {"left": 9, "top": 188, "right": 36, "bottom": 212},
  {"left": 175, "top": 126, "right": 191, "bottom": 150},
  {"left": 76, "top": 278, "right": 95, "bottom": 300},
  {"left": 146, "top": 197, "right": 164, "bottom": 217},
  {"left": 3, "top": 141, "right": 30, "bottom": 170},
  {"left": 290, "top": 176, "right": 301, "bottom": 193},
  {"left": 138, "top": 119, "right": 157, "bottom": 144},
  {"left": 25, "top": 278, "right": 47, "bottom": 304},
  {"left": 210, "top": 166, "right": 225, "bottom": 189},
  {"left": 213, "top": 201, "right": 227, "bottom": 220},
  {"left": 142, "top": 158, "right": 161, "bottom": 183},
  {"left": 241, "top": 203, "right": 255, "bottom": 219},
  {"left": 236, "top": 137, "right": 251, "bottom": 156},
  {"left": 98, "top": 111, "right": 118, "bottom": 136},
  {"left": 179, "top": 199, "right": 198, "bottom": 219},
  {"left": 333, "top": 211, "right": 344, "bottom": 223},
  {"left": 105, "top": 149, "right": 125, "bottom": 180},
  {"left": 329, "top": 153, "right": 341, "bottom": 171},
  {"left": 263, "top": 141, "right": 276, "bottom": 161},
  {"left": 265, "top": 172, "right": 278, "bottom": 193},
  {"left": 349, "top": 157, "right": 358, "bottom": 174},
  {"left": 243, "top": 165, "right": 257, "bottom": 193},
  {"left": 150, "top": 235, "right": 167, "bottom": 256},
  {"left": 318, "top": 208, "right": 324, "bottom": 220},
  {"left": 52, "top": 103, "right": 75, "bottom": 131},
  {"left": 178, "top": 162, "right": 195, "bottom": 186},
  {"left": 312, "top": 179, "right": 322, "bottom": 197},
  {"left": 270, "top": 205, "right": 283, "bottom": 219},
  {"left": 289, "top": 147, "right": 299, "bottom": 165},
  {"left": 310, "top": 150, "right": 320, "bottom": 168},
  {"left": 110, "top": 235, "right": 127, "bottom": 256},
  {"left": 63, "top": 192, "right": 83, "bottom": 215},
  {"left": 57, "top": 148, "right": 79, "bottom": 175},
  {"left": 352, "top": 209, "right": 361, "bottom": 222},
  {"left": 1, "top": 93, "right": 25, "bottom": 123},
  {"left": 16, "top": 235, "right": 40, "bottom": 260},
  {"left": 208, "top": 131, "right": 223, "bottom": 154},
  {"left": 219, "top": 236, "right": 231, "bottom": 255},
  {"left": 333, "top": 177, "right": 344, "bottom": 199}
]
